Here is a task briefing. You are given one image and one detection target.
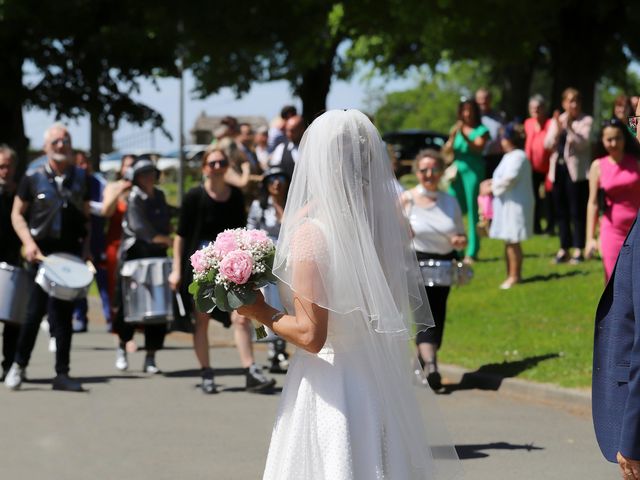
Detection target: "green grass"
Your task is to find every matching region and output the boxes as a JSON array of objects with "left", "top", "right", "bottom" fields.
[{"left": 437, "top": 233, "right": 603, "bottom": 389}]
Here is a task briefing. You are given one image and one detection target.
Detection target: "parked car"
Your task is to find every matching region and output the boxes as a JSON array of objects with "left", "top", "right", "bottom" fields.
[{"left": 382, "top": 129, "right": 448, "bottom": 176}]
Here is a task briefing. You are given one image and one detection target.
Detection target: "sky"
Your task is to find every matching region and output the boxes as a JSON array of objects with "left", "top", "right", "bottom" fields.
[{"left": 23, "top": 71, "right": 415, "bottom": 154}]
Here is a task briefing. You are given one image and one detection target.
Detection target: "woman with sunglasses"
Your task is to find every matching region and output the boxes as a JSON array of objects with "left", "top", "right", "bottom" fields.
[
  {"left": 247, "top": 167, "right": 291, "bottom": 374},
  {"left": 401, "top": 149, "right": 466, "bottom": 390},
  {"left": 169, "top": 146, "right": 275, "bottom": 394},
  {"left": 445, "top": 98, "right": 490, "bottom": 263},
  {"left": 585, "top": 119, "right": 640, "bottom": 281}
]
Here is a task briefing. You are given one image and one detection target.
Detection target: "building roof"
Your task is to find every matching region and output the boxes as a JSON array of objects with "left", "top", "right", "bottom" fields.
[{"left": 190, "top": 112, "right": 269, "bottom": 135}]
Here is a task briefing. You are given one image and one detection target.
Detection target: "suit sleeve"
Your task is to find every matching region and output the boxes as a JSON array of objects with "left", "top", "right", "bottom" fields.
[{"left": 620, "top": 214, "right": 640, "bottom": 460}]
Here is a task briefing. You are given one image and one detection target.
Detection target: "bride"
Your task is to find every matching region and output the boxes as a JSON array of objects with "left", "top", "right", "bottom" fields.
[{"left": 238, "top": 109, "right": 461, "bottom": 479}]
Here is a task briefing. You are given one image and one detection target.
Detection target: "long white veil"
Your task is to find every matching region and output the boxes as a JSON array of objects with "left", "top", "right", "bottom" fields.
[
  {"left": 273, "top": 109, "right": 433, "bottom": 335},
  {"left": 273, "top": 110, "right": 461, "bottom": 479}
]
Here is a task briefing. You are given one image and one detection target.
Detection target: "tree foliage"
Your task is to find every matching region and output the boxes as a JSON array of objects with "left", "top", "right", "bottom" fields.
[{"left": 370, "top": 60, "right": 496, "bottom": 134}]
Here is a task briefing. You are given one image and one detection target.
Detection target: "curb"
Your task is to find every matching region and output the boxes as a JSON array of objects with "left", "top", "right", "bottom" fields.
[{"left": 438, "top": 363, "right": 592, "bottom": 411}]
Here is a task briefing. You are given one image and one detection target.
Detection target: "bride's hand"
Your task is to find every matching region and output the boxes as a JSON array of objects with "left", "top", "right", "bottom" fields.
[{"left": 237, "top": 291, "right": 268, "bottom": 320}]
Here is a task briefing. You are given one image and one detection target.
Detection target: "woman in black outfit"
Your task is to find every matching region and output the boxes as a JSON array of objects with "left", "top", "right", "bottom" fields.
[{"left": 169, "top": 146, "right": 275, "bottom": 394}]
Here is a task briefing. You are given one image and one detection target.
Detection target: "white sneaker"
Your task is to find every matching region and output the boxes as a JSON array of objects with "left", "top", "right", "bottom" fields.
[
  {"left": 4, "top": 363, "right": 23, "bottom": 390},
  {"left": 40, "top": 319, "right": 50, "bottom": 333},
  {"left": 48, "top": 337, "right": 57, "bottom": 353},
  {"left": 143, "top": 356, "right": 161, "bottom": 374},
  {"left": 115, "top": 347, "right": 128, "bottom": 371}
]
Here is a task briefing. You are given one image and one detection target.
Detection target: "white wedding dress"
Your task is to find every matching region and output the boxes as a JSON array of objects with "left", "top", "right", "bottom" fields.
[
  {"left": 263, "top": 308, "right": 441, "bottom": 480},
  {"left": 263, "top": 109, "right": 460, "bottom": 480}
]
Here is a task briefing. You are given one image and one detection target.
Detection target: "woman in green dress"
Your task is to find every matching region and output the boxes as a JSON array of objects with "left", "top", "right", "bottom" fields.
[{"left": 446, "top": 98, "right": 490, "bottom": 262}]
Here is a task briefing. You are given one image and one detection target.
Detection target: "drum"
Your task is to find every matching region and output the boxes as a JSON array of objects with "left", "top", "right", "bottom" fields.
[
  {"left": 418, "top": 259, "right": 455, "bottom": 287},
  {"left": 418, "top": 259, "right": 474, "bottom": 287},
  {"left": 35, "top": 253, "right": 94, "bottom": 301},
  {"left": 0, "top": 262, "right": 30, "bottom": 324},
  {"left": 121, "top": 257, "right": 173, "bottom": 324}
]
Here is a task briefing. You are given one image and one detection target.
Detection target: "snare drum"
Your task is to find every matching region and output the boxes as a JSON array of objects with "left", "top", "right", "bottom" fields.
[
  {"left": 121, "top": 257, "right": 173, "bottom": 324},
  {"left": 418, "top": 259, "right": 455, "bottom": 287},
  {"left": 0, "top": 262, "right": 30, "bottom": 324},
  {"left": 35, "top": 253, "right": 94, "bottom": 301},
  {"left": 418, "top": 259, "right": 473, "bottom": 287}
]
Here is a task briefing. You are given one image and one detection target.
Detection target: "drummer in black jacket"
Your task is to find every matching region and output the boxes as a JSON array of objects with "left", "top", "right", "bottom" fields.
[
  {"left": 112, "top": 159, "right": 172, "bottom": 374},
  {"left": 6, "top": 123, "right": 90, "bottom": 392},
  {"left": 0, "top": 146, "right": 23, "bottom": 381}
]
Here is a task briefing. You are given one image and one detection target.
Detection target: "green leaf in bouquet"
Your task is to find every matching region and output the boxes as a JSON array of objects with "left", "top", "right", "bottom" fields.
[
  {"left": 188, "top": 280, "right": 200, "bottom": 296},
  {"left": 214, "top": 283, "right": 231, "bottom": 312},
  {"left": 240, "top": 288, "right": 258, "bottom": 305},
  {"left": 227, "top": 289, "right": 245, "bottom": 310},
  {"left": 195, "top": 287, "right": 215, "bottom": 313},
  {"left": 253, "top": 276, "right": 272, "bottom": 289}
]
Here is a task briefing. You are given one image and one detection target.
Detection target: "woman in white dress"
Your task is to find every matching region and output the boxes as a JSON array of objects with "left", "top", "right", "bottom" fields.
[
  {"left": 480, "top": 122, "right": 534, "bottom": 289},
  {"left": 238, "top": 110, "right": 461, "bottom": 480}
]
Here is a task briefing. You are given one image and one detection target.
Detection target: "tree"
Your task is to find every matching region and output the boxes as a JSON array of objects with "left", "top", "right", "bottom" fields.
[
  {"left": 370, "top": 60, "right": 495, "bottom": 133},
  {"left": 350, "top": 0, "right": 640, "bottom": 118},
  {"left": 0, "top": 0, "right": 179, "bottom": 173},
  {"left": 184, "top": 1, "right": 355, "bottom": 124}
]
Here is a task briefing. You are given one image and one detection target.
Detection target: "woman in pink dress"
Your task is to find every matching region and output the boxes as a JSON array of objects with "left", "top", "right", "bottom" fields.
[{"left": 586, "top": 119, "right": 640, "bottom": 281}]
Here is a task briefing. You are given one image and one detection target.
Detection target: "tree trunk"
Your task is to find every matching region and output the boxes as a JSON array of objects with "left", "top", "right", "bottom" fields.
[
  {"left": 298, "top": 62, "right": 333, "bottom": 126},
  {"left": 0, "top": 51, "right": 29, "bottom": 177},
  {"left": 90, "top": 110, "right": 114, "bottom": 171},
  {"left": 297, "top": 41, "right": 341, "bottom": 126},
  {"left": 495, "top": 63, "right": 534, "bottom": 120}
]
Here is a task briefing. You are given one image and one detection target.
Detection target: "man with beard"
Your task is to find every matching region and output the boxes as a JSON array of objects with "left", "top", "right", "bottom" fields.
[{"left": 5, "top": 123, "right": 90, "bottom": 392}]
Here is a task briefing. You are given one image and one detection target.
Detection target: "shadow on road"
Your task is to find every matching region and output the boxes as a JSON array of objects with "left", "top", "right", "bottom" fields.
[
  {"left": 25, "top": 374, "right": 144, "bottom": 385},
  {"left": 164, "top": 367, "right": 251, "bottom": 378},
  {"left": 440, "top": 353, "right": 560, "bottom": 394},
  {"left": 454, "top": 442, "right": 544, "bottom": 459}
]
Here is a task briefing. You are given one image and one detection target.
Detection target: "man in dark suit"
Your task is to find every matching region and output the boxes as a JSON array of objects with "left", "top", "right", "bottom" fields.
[{"left": 593, "top": 208, "right": 640, "bottom": 479}]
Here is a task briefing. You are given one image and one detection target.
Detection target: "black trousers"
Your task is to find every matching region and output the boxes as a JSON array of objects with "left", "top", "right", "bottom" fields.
[
  {"left": 2, "top": 322, "right": 20, "bottom": 372},
  {"left": 414, "top": 251, "right": 454, "bottom": 349},
  {"left": 552, "top": 163, "right": 589, "bottom": 249},
  {"left": 416, "top": 286, "right": 450, "bottom": 349},
  {"left": 112, "top": 242, "right": 167, "bottom": 351},
  {"left": 14, "top": 263, "right": 74, "bottom": 375},
  {"left": 532, "top": 171, "right": 555, "bottom": 234}
]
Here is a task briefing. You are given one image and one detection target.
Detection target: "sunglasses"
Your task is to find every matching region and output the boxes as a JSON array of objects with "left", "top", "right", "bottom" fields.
[
  {"left": 207, "top": 159, "right": 229, "bottom": 169},
  {"left": 418, "top": 167, "right": 443, "bottom": 175},
  {"left": 50, "top": 138, "right": 71, "bottom": 147},
  {"left": 628, "top": 116, "right": 639, "bottom": 135}
]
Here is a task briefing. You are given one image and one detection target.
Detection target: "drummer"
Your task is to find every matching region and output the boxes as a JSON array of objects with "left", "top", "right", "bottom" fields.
[
  {"left": 401, "top": 149, "right": 467, "bottom": 391},
  {"left": 112, "top": 159, "right": 172, "bottom": 374},
  {"left": 6, "top": 123, "right": 90, "bottom": 392},
  {"left": 0, "top": 146, "right": 23, "bottom": 381}
]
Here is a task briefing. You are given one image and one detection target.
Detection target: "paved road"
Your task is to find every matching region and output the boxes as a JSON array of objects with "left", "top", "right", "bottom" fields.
[{"left": 0, "top": 314, "right": 617, "bottom": 479}]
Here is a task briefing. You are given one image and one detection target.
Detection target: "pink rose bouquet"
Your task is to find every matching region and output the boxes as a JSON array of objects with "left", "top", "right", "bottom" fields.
[{"left": 188, "top": 228, "right": 277, "bottom": 339}]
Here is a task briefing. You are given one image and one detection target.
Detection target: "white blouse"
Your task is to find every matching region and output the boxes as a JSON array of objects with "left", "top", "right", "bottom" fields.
[{"left": 406, "top": 191, "right": 465, "bottom": 254}]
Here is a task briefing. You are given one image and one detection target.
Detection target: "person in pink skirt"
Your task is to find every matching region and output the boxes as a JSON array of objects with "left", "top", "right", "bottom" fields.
[{"left": 585, "top": 118, "right": 640, "bottom": 281}]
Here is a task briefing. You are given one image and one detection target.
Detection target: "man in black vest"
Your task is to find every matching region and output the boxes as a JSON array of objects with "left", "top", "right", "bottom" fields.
[
  {"left": 0, "top": 145, "right": 23, "bottom": 380},
  {"left": 5, "top": 123, "right": 90, "bottom": 392},
  {"left": 269, "top": 115, "right": 305, "bottom": 180}
]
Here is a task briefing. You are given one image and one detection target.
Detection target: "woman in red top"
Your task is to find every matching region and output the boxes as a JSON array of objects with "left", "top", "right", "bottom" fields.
[
  {"left": 101, "top": 155, "right": 135, "bottom": 330},
  {"left": 524, "top": 94, "right": 554, "bottom": 234}
]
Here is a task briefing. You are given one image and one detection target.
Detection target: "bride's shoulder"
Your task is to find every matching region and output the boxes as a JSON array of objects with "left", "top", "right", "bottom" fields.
[{"left": 289, "top": 219, "right": 329, "bottom": 263}]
